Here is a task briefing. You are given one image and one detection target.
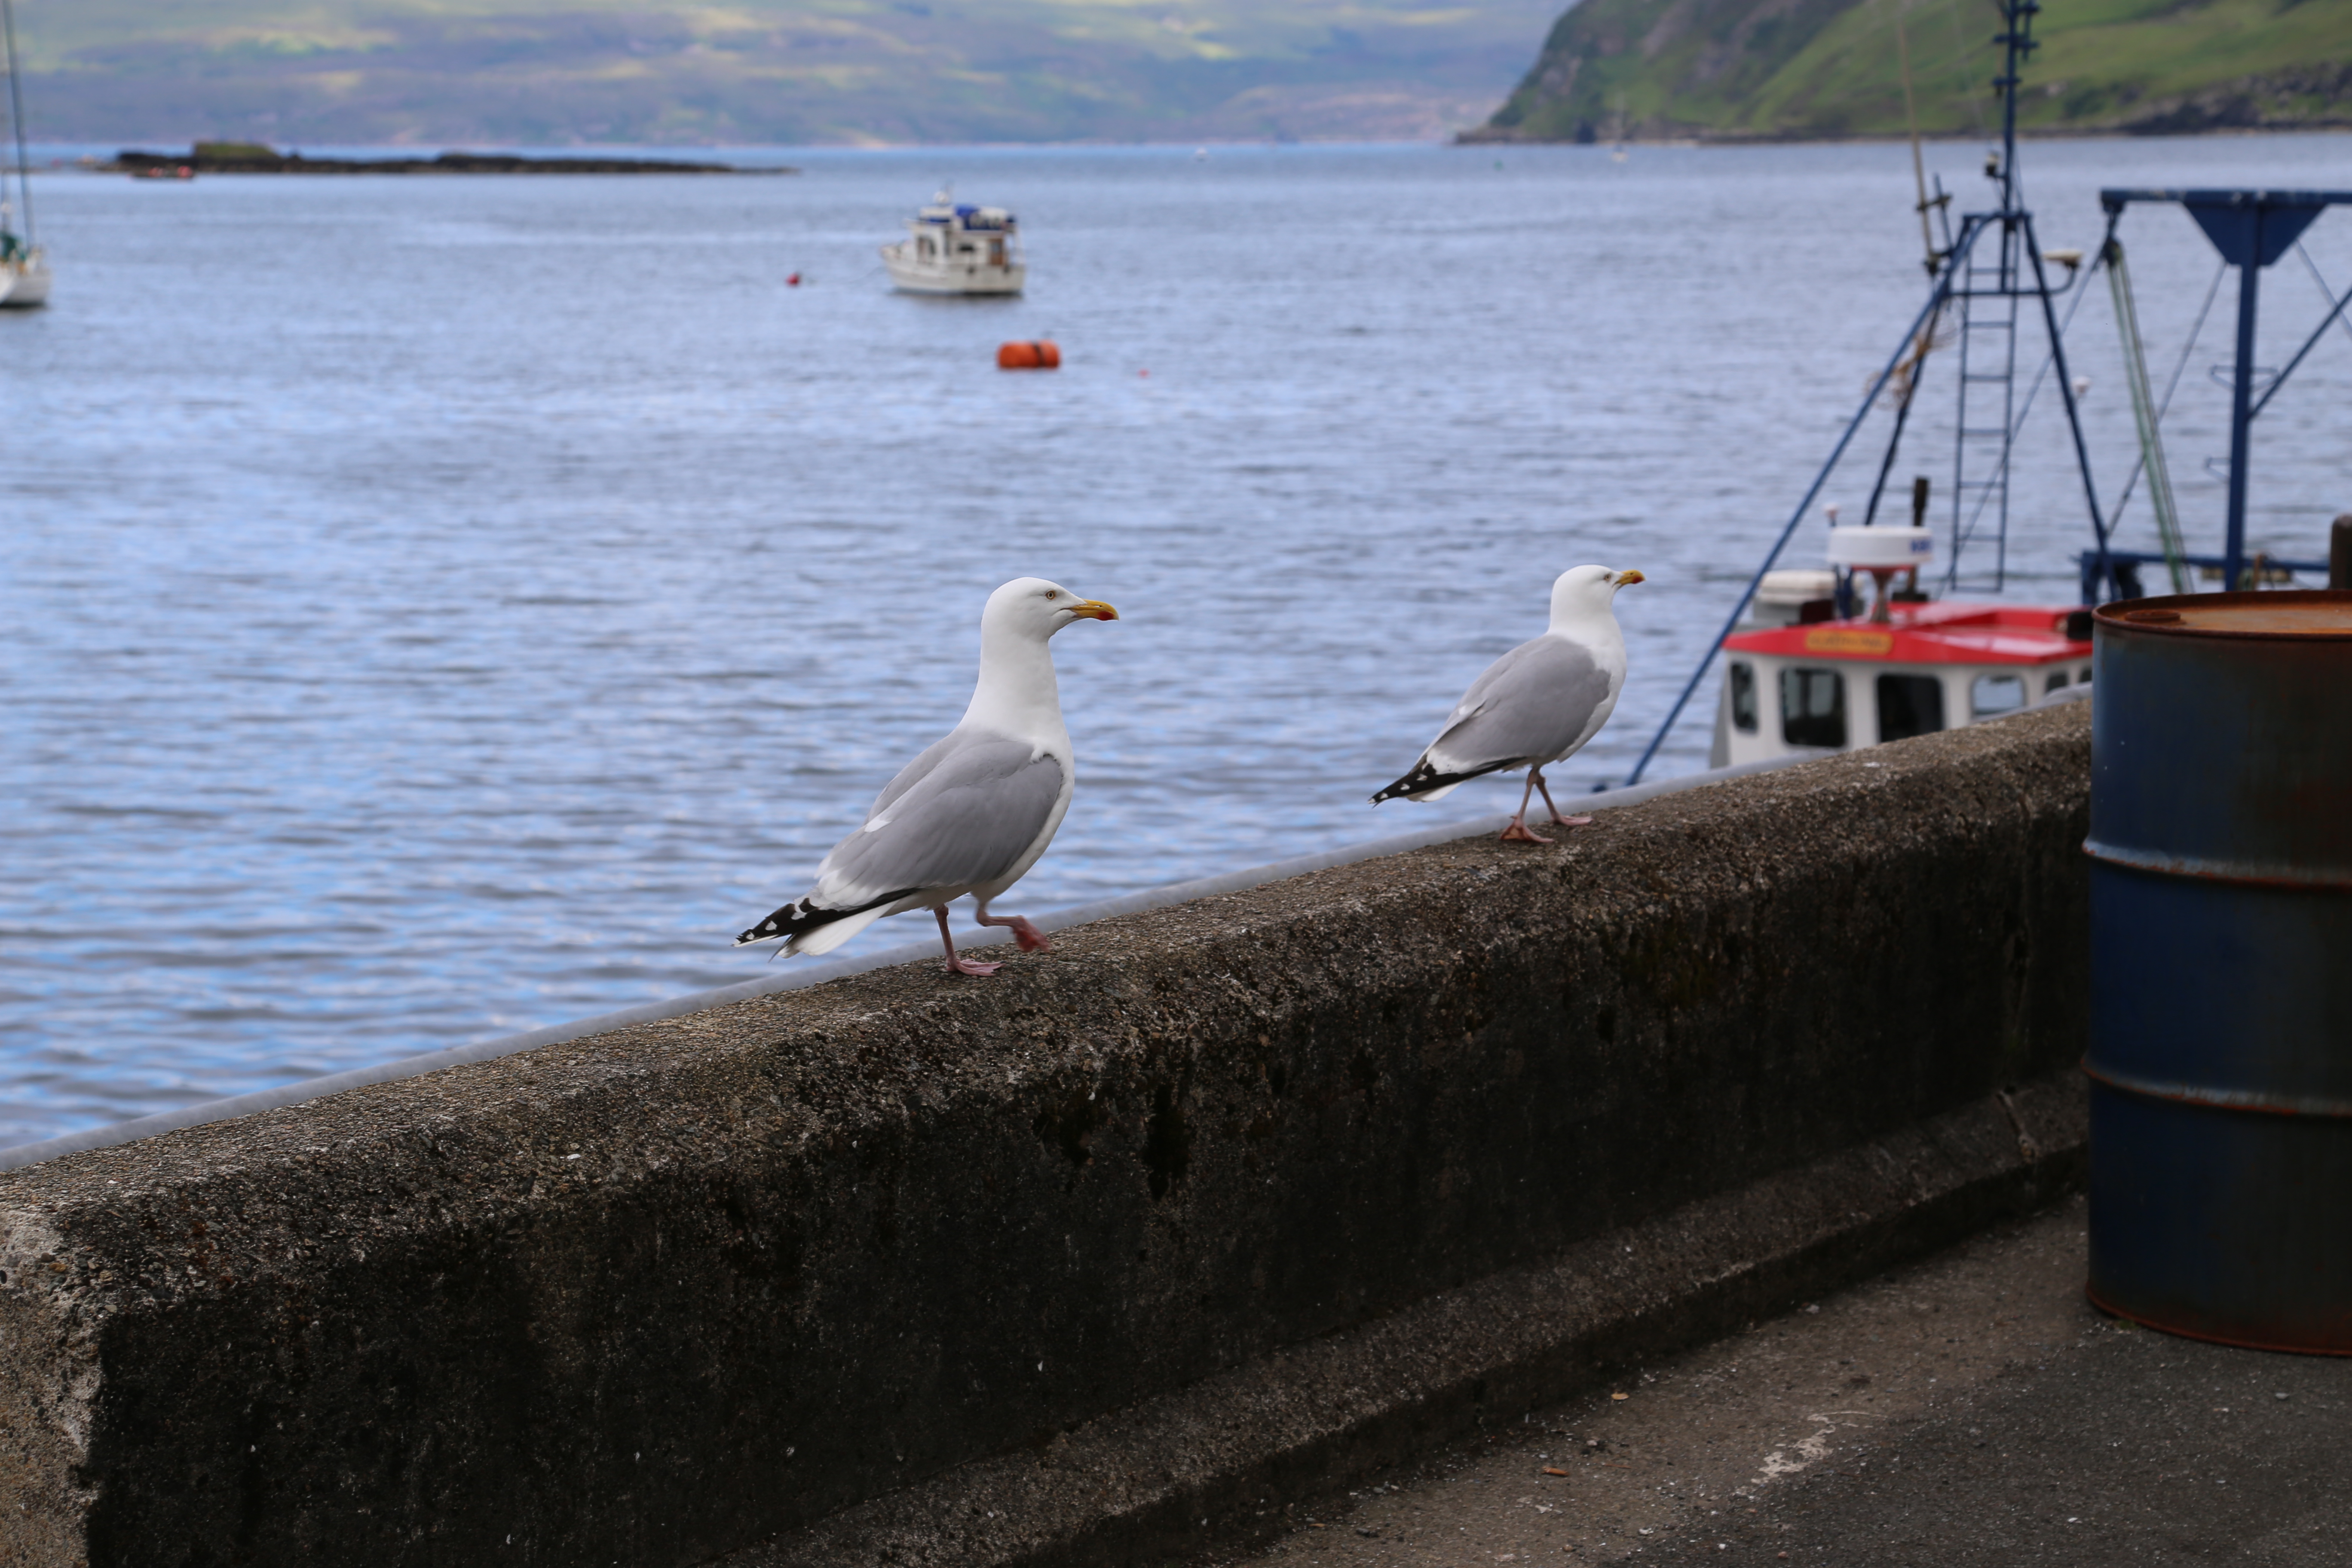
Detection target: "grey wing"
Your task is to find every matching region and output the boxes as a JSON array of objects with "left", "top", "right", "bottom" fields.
[
  {"left": 868, "top": 731, "right": 963, "bottom": 819},
  {"left": 1427, "top": 637, "right": 1612, "bottom": 772},
  {"left": 810, "top": 733, "right": 1067, "bottom": 907}
]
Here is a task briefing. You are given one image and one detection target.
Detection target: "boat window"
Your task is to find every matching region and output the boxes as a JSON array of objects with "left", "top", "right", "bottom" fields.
[
  {"left": 2046, "top": 669, "right": 2070, "bottom": 695},
  {"left": 1728, "top": 662, "right": 1758, "bottom": 733},
  {"left": 1779, "top": 667, "right": 1846, "bottom": 748},
  {"left": 1876, "top": 674, "right": 1943, "bottom": 741},
  {"left": 1971, "top": 673, "right": 2027, "bottom": 718}
]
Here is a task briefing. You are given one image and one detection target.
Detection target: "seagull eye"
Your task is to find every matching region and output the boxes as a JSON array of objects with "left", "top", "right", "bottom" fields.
[{"left": 1043, "top": 589, "right": 1059, "bottom": 600}]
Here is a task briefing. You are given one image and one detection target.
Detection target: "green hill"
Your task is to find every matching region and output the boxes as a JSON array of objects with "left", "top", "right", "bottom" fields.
[
  {"left": 1470, "top": 0, "right": 2352, "bottom": 142},
  {"left": 9, "top": 0, "right": 1563, "bottom": 146}
]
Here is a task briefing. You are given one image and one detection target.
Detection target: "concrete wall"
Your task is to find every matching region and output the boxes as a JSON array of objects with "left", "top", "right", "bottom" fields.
[{"left": 0, "top": 702, "right": 2092, "bottom": 1568}]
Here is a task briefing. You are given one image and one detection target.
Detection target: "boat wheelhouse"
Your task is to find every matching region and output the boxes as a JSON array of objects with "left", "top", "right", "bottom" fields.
[
  {"left": 881, "top": 193, "right": 1024, "bottom": 296},
  {"left": 1710, "top": 523, "right": 2088, "bottom": 766},
  {"left": 1712, "top": 595, "right": 2090, "bottom": 767}
]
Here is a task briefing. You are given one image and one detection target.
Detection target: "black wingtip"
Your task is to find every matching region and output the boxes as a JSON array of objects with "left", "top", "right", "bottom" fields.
[
  {"left": 733, "top": 896, "right": 824, "bottom": 949},
  {"left": 1370, "top": 757, "right": 1468, "bottom": 805},
  {"left": 733, "top": 885, "right": 923, "bottom": 949}
]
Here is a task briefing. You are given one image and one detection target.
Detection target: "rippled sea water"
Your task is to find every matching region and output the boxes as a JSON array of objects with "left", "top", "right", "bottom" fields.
[{"left": 4, "top": 136, "right": 2349, "bottom": 1144}]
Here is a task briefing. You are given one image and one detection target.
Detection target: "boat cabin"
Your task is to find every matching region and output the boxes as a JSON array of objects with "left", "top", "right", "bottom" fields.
[
  {"left": 1711, "top": 595, "right": 2092, "bottom": 767},
  {"left": 909, "top": 200, "right": 1017, "bottom": 268},
  {"left": 883, "top": 194, "right": 1026, "bottom": 294}
]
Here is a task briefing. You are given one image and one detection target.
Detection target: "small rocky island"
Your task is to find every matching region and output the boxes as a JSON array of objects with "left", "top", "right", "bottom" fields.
[{"left": 113, "top": 142, "right": 787, "bottom": 175}]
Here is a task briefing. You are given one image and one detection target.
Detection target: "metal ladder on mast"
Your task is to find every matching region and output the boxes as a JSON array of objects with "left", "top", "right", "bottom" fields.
[{"left": 1948, "top": 216, "right": 2020, "bottom": 591}]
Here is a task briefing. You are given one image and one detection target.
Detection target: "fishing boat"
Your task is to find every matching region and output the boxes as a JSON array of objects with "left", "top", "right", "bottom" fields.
[
  {"left": 1629, "top": 0, "right": 2348, "bottom": 786},
  {"left": 881, "top": 191, "right": 1024, "bottom": 296},
  {"left": 0, "top": 0, "right": 46, "bottom": 308},
  {"left": 1710, "top": 548, "right": 2092, "bottom": 769}
]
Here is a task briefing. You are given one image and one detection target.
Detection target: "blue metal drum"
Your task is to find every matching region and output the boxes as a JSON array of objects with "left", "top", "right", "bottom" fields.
[{"left": 2087, "top": 591, "right": 2352, "bottom": 1353}]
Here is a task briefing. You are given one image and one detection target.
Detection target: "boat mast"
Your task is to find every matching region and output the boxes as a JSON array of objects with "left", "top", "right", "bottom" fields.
[
  {"left": 1620, "top": 0, "right": 2110, "bottom": 787},
  {"left": 0, "top": 0, "right": 31, "bottom": 245}
]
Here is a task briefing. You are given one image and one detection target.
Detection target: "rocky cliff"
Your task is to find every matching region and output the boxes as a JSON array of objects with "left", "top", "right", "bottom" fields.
[{"left": 1469, "top": 0, "right": 2352, "bottom": 143}]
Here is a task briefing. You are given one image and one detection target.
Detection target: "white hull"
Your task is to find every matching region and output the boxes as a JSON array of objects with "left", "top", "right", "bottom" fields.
[
  {"left": 881, "top": 244, "right": 1024, "bottom": 296},
  {"left": 0, "top": 251, "right": 46, "bottom": 307}
]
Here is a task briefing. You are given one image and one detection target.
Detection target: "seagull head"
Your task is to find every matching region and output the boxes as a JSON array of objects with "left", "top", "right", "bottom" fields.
[
  {"left": 985, "top": 577, "right": 1120, "bottom": 642},
  {"left": 1550, "top": 565, "right": 1644, "bottom": 629}
]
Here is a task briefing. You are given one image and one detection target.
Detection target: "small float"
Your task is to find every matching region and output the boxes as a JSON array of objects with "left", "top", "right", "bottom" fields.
[
  {"left": 881, "top": 191, "right": 1024, "bottom": 296},
  {"left": 996, "top": 340, "right": 1059, "bottom": 370}
]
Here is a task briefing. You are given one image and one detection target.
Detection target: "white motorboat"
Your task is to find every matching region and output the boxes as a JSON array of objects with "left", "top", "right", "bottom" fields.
[
  {"left": 0, "top": 0, "right": 44, "bottom": 309},
  {"left": 881, "top": 191, "right": 1024, "bottom": 296}
]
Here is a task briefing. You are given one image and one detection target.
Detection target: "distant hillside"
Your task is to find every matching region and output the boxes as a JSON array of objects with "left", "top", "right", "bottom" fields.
[
  {"left": 1470, "top": 0, "right": 2352, "bottom": 142},
  {"left": 9, "top": 0, "right": 1561, "bottom": 146}
]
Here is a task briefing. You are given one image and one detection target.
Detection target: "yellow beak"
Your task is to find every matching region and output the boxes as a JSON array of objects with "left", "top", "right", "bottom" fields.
[
  {"left": 1068, "top": 599, "right": 1119, "bottom": 621},
  {"left": 1615, "top": 569, "right": 1646, "bottom": 586}
]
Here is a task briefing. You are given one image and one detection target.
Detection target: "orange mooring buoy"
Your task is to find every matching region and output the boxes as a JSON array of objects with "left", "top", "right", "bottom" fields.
[{"left": 997, "top": 340, "right": 1061, "bottom": 370}]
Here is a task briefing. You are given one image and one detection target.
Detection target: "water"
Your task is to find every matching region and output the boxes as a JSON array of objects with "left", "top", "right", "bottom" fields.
[{"left": 5, "top": 137, "right": 2349, "bottom": 1146}]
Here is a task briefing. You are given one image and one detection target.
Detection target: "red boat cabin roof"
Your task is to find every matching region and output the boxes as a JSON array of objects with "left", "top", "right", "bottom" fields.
[{"left": 1723, "top": 602, "right": 2091, "bottom": 666}]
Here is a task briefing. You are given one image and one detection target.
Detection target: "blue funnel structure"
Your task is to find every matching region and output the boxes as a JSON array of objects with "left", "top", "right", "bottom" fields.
[{"left": 2096, "top": 190, "right": 2352, "bottom": 596}]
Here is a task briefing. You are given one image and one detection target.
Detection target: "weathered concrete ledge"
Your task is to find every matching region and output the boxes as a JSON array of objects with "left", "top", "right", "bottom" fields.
[
  {"left": 0, "top": 702, "right": 2092, "bottom": 1566},
  {"left": 736, "top": 1071, "right": 2083, "bottom": 1568}
]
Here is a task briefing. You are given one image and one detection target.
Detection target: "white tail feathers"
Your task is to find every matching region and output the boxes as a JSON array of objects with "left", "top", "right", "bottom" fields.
[{"left": 787, "top": 903, "right": 894, "bottom": 957}]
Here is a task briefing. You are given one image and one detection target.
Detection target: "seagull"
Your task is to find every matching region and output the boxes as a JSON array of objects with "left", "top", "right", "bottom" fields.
[
  {"left": 736, "top": 577, "right": 1118, "bottom": 976},
  {"left": 1370, "top": 566, "right": 1644, "bottom": 843}
]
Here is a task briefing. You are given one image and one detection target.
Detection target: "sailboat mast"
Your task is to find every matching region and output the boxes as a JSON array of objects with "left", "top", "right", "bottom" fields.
[{"left": 1, "top": 0, "right": 31, "bottom": 243}]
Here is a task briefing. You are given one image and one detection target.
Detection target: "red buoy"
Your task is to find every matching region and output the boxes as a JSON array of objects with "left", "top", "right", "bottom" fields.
[
  {"left": 997, "top": 340, "right": 1061, "bottom": 370},
  {"left": 786, "top": 272, "right": 801, "bottom": 287}
]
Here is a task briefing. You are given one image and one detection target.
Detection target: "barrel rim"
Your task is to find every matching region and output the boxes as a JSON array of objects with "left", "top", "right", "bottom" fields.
[
  {"left": 2084, "top": 1286, "right": 2352, "bottom": 1357},
  {"left": 2083, "top": 1059, "right": 2352, "bottom": 1118},
  {"left": 2084, "top": 840, "right": 2352, "bottom": 891},
  {"left": 2092, "top": 588, "right": 2352, "bottom": 640}
]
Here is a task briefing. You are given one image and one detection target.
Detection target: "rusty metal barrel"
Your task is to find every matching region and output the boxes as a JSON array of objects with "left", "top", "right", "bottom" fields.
[{"left": 2086, "top": 591, "right": 2352, "bottom": 1352}]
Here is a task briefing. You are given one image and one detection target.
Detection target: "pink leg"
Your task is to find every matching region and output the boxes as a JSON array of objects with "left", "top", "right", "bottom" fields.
[
  {"left": 935, "top": 906, "right": 1003, "bottom": 977},
  {"left": 1531, "top": 767, "right": 1592, "bottom": 830},
  {"left": 1499, "top": 771, "right": 1553, "bottom": 844},
  {"left": 975, "top": 900, "right": 1052, "bottom": 953}
]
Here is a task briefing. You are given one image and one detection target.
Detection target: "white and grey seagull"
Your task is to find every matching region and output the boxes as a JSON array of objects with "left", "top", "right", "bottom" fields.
[
  {"left": 736, "top": 576, "right": 1118, "bottom": 976},
  {"left": 1371, "top": 565, "right": 1644, "bottom": 843}
]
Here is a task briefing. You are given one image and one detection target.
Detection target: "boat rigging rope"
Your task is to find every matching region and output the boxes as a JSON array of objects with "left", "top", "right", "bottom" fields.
[
  {"left": 1859, "top": 303, "right": 1948, "bottom": 528},
  {"left": 2296, "top": 242, "right": 2352, "bottom": 354},
  {"left": 2104, "top": 241, "right": 2192, "bottom": 594}
]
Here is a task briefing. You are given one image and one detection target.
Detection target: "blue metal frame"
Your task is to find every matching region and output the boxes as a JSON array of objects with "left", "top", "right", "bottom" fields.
[
  {"left": 2078, "top": 548, "right": 2332, "bottom": 606},
  {"left": 2099, "top": 190, "right": 2352, "bottom": 590}
]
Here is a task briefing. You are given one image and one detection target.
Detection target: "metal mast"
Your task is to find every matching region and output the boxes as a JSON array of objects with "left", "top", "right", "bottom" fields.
[
  {"left": 1623, "top": 0, "right": 2109, "bottom": 786},
  {"left": 0, "top": 0, "right": 30, "bottom": 246}
]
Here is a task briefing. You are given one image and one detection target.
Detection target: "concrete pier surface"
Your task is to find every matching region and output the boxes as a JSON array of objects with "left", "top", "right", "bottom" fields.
[{"left": 1219, "top": 1193, "right": 2352, "bottom": 1567}]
